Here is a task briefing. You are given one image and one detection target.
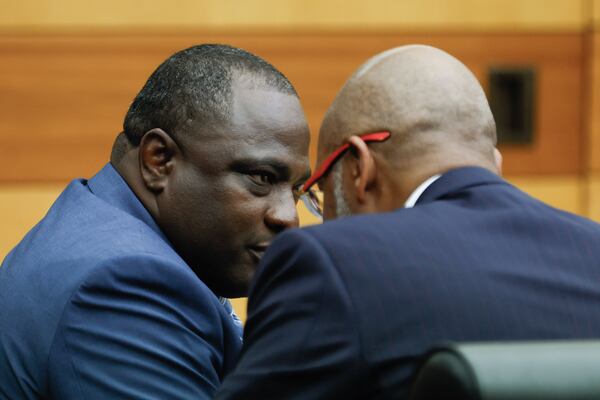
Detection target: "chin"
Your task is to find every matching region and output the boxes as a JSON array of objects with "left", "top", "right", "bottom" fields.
[
  {"left": 218, "top": 282, "right": 250, "bottom": 299},
  {"left": 215, "top": 267, "right": 253, "bottom": 298}
]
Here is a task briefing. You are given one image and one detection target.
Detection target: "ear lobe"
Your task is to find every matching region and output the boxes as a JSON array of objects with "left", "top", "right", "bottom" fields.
[
  {"left": 347, "top": 135, "right": 376, "bottom": 204},
  {"left": 139, "top": 128, "right": 178, "bottom": 193}
]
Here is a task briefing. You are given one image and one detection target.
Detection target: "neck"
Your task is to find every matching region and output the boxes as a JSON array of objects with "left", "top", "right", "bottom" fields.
[{"left": 112, "top": 148, "right": 158, "bottom": 218}]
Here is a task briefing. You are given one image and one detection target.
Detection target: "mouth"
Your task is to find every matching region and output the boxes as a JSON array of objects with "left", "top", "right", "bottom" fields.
[{"left": 247, "top": 242, "right": 270, "bottom": 265}]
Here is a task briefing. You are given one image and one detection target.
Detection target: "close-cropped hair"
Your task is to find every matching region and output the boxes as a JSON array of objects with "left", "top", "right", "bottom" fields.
[{"left": 123, "top": 44, "right": 297, "bottom": 146}]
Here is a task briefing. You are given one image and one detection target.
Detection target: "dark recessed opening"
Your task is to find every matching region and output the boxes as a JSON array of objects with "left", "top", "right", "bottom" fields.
[{"left": 488, "top": 67, "right": 536, "bottom": 144}]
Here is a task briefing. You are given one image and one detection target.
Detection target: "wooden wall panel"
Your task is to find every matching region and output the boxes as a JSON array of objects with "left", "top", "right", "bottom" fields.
[
  {"left": 590, "top": 175, "right": 600, "bottom": 222},
  {"left": 230, "top": 298, "right": 247, "bottom": 323},
  {"left": 506, "top": 175, "right": 584, "bottom": 215},
  {"left": 0, "top": 32, "right": 584, "bottom": 182},
  {"left": 590, "top": 33, "right": 600, "bottom": 172},
  {"left": 0, "top": 0, "right": 586, "bottom": 31},
  {"left": 0, "top": 184, "right": 62, "bottom": 258}
]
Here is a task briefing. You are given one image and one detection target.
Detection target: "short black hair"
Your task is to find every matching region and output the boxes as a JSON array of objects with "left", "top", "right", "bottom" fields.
[{"left": 123, "top": 44, "right": 298, "bottom": 146}]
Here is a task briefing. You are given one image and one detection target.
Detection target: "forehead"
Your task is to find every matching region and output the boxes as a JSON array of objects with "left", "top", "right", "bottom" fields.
[
  {"left": 230, "top": 79, "right": 307, "bottom": 141},
  {"left": 188, "top": 81, "right": 310, "bottom": 172}
]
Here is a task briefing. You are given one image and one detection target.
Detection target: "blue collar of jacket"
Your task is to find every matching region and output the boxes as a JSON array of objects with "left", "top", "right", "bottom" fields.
[
  {"left": 416, "top": 166, "right": 506, "bottom": 206},
  {"left": 86, "top": 162, "right": 171, "bottom": 244}
]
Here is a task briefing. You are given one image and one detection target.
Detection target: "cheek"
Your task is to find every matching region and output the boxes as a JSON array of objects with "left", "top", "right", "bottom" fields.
[
  {"left": 208, "top": 178, "right": 266, "bottom": 231},
  {"left": 168, "top": 172, "right": 266, "bottom": 244},
  {"left": 164, "top": 171, "right": 226, "bottom": 235}
]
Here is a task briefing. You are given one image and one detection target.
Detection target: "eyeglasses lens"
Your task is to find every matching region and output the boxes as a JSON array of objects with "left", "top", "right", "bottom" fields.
[{"left": 301, "top": 189, "right": 323, "bottom": 218}]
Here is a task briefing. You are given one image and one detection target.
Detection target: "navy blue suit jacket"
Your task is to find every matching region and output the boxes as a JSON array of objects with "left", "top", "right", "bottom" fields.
[
  {"left": 216, "top": 167, "right": 600, "bottom": 400},
  {"left": 0, "top": 164, "right": 242, "bottom": 399}
]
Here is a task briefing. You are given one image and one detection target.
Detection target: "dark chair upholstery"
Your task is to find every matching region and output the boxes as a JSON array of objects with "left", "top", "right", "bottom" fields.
[{"left": 409, "top": 341, "right": 600, "bottom": 400}]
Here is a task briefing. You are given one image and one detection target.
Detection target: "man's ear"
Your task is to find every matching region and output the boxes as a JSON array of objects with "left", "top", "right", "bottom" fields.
[
  {"left": 139, "top": 128, "right": 178, "bottom": 193},
  {"left": 347, "top": 135, "right": 376, "bottom": 204}
]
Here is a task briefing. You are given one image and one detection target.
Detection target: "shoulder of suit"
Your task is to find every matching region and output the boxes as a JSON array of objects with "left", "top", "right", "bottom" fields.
[{"left": 301, "top": 208, "right": 422, "bottom": 237}]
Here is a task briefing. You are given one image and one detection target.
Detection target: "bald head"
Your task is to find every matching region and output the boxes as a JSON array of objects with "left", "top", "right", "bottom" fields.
[{"left": 319, "top": 45, "right": 497, "bottom": 173}]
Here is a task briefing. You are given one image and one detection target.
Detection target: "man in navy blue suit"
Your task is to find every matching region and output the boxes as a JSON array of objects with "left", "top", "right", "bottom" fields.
[
  {"left": 216, "top": 45, "right": 600, "bottom": 399},
  {"left": 0, "top": 44, "right": 311, "bottom": 399}
]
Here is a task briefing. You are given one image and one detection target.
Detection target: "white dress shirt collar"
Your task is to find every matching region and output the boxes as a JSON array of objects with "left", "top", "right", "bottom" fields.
[{"left": 403, "top": 174, "right": 441, "bottom": 208}]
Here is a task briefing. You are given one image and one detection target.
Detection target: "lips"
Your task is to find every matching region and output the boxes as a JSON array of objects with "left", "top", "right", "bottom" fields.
[{"left": 247, "top": 242, "right": 270, "bottom": 264}]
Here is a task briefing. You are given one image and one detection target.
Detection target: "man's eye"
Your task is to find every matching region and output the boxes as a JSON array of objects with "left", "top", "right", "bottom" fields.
[{"left": 248, "top": 172, "right": 275, "bottom": 185}]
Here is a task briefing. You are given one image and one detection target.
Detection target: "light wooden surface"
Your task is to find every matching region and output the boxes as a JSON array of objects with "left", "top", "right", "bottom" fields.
[
  {"left": 0, "top": 184, "right": 63, "bottom": 259},
  {"left": 0, "top": 0, "right": 587, "bottom": 31},
  {"left": 507, "top": 175, "right": 585, "bottom": 215},
  {"left": 589, "top": 174, "right": 600, "bottom": 221},
  {"left": 0, "top": 32, "right": 585, "bottom": 182},
  {"left": 589, "top": 32, "right": 600, "bottom": 173},
  {"left": 229, "top": 298, "right": 248, "bottom": 323}
]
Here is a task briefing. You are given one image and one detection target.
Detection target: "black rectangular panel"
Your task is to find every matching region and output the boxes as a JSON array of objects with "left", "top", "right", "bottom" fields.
[{"left": 488, "top": 67, "right": 536, "bottom": 144}]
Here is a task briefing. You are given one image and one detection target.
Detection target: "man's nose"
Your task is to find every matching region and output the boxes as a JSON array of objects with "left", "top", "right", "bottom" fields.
[{"left": 265, "top": 190, "right": 299, "bottom": 233}]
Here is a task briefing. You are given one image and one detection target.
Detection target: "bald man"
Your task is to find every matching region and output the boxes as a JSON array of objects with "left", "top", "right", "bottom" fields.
[{"left": 215, "top": 45, "right": 600, "bottom": 399}]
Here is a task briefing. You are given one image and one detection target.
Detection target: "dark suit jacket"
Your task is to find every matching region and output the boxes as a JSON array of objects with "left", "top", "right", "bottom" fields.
[
  {"left": 216, "top": 167, "right": 600, "bottom": 400},
  {"left": 0, "top": 164, "right": 242, "bottom": 399}
]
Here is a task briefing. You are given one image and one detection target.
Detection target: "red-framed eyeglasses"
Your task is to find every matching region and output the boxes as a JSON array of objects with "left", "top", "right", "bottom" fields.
[{"left": 299, "top": 131, "right": 391, "bottom": 217}]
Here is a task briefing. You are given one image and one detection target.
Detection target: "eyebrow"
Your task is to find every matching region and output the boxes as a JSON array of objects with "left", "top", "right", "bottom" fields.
[{"left": 232, "top": 158, "right": 311, "bottom": 183}]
